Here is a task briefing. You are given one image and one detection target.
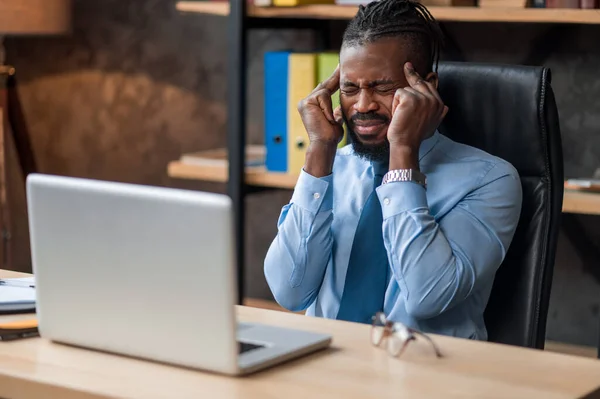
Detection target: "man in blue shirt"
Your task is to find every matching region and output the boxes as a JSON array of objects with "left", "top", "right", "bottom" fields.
[{"left": 264, "top": 0, "right": 522, "bottom": 341}]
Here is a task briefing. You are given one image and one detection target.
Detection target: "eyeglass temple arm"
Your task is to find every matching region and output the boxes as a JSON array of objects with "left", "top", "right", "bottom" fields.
[
  {"left": 413, "top": 330, "right": 443, "bottom": 358},
  {"left": 396, "top": 338, "right": 412, "bottom": 357}
]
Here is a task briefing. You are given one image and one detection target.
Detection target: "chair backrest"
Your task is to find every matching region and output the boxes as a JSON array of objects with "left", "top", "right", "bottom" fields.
[{"left": 437, "top": 61, "right": 564, "bottom": 349}]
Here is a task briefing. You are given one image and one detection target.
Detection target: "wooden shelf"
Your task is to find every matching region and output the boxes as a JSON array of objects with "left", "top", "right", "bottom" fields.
[
  {"left": 168, "top": 162, "right": 600, "bottom": 215},
  {"left": 168, "top": 161, "right": 297, "bottom": 189},
  {"left": 177, "top": 1, "right": 230, "bottom": 16},
  {"left": 562, "top": 190, "right": 600, "bottom": 216},
  {"left": 176, "top": 2, "right": 600, "bottom": 24}
]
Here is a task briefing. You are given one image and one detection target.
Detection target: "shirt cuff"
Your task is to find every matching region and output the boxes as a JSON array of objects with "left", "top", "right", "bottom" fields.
[
  {"left": 376, "top": 181, "right": 428, "bottom": 219},
  {"left": 290, "top": 169, "right": 333, "bottom": 213}
]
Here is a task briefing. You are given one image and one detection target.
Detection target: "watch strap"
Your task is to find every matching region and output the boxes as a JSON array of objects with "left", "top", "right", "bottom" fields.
[{"left": 382, "top": 169, "right": 427, "bottom": 188}]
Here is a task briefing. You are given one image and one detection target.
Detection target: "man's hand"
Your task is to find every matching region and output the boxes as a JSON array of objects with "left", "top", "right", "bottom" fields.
[
  {"left": 299, "top": 65, "right": 344, "bottom": 177},
  {"left": 298, "top": 65, "right": 344, "bottom": 146},
  {"left": 388, "top": 62, "right": 448, "bottom": 170}
]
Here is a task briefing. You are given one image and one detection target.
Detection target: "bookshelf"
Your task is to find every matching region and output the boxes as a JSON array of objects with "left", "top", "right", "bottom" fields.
[
  {"left": 171, "top": 1, "right": 600, "bottom": 306},
  {"left": 176, "top": 2, "right": 600, "bottom": 24}
]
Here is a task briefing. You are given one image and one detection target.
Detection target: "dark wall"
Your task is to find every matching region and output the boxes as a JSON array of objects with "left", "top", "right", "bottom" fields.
[
  {"left": 7, "top": 0, "right": 228, "bottom": 186},
  {"left": 5, "top": 0, "right": 599, "bottom": 346}
]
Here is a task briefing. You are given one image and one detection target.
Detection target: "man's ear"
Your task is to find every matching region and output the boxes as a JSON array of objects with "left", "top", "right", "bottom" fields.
[{"left": 425, "top": 72, "right": 439, "bottom": 89}]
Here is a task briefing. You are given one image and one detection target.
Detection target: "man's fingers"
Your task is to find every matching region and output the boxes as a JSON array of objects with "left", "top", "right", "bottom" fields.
[
  {"left": 404, "top": 63, "right": 438, "bottom": 98},
  {"left": 394, "top": 87, "right": 421, "bottom": 110},
  {"left": 392, "top": 88, "right": 417, "bottom": 116},
  {"left": 391, "top": 88, "right": 413, "bottom": 121},
  {"left": 392, "top": 88, "right": 402, "bottom": 115},
  {"left": 316, "top": 91, "right": 335, "bottom": 123},
  {"left": 415, "top": 80, "right": 437, "bottom": 98},
  {"left": 315, "top": 64, "right": 340, "bottom": 94},
  {"left": 403, "top": 87, "right": 425, "bottom": 98},
  {"left": 333, "top": 106, "right": 343, "bottom": 125},
  {"left": 428, "top": 83, "right": 444, "bottom": 105},
  {"left": 441, "top": 105, "right": 449, "bottom": 120},
  {"left": 404, "top": 62, "right": 427, "bottom": 89},
  {"left": 404, "top": 80, "right": 446, "bottom": 118}
]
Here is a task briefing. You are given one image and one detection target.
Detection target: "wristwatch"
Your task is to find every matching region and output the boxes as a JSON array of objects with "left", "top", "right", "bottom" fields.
[{"left": 382, "top": 169, "right": 427, "bottom": 188}]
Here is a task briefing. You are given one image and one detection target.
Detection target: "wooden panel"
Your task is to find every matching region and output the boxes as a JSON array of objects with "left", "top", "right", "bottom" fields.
[
  {"left": 0, "top": 0, "right": 71, "bottom": 35},
  {"left": 544, "top": 341, "right": 598, "bottom": 358},
  {"left": 1, "top": 269, "right": 600, "bottom": 399},
  {"left": 176, "top": 1, "right": 230, "bottom": 16},
  {"left": 176, "top": 2, "right": 600, "bottom": 24},
  {"left": 168, "top": 161, "right": 298, "bottom": 189},
  {"left": 244, "top": 298, "right": 306, "bottom": 314},
  {"left": 562, "top": 190, "right": 600, "bottom": 215}
]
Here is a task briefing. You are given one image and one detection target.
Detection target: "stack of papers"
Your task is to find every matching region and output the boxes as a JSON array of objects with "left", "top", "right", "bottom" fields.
[{"left": 0, "top": 277, "right": 36, "bottom": 314}]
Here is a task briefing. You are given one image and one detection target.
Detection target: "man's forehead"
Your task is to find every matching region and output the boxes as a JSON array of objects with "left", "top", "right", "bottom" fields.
[
  {"left": 340, "top": 40, "right": 409, "bottom": 72},
  {"left": 340, "top": 46, "right": 407, "bottom": 83},
  {"left": 340, "top": 37, "right": 411, "bottom": 59}
]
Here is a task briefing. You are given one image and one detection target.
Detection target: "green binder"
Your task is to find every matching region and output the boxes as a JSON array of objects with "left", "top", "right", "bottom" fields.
[{"left": 317, "top": 52, "right": 347, "bottom": 148}]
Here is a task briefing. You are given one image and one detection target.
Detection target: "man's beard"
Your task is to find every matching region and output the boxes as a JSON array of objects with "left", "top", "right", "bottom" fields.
[{"left": 342, "top": 110, "right": 390, "bottom": 163}]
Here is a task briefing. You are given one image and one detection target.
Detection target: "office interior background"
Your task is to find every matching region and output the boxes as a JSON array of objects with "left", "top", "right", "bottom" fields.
[{"left": 3, "top": 0, "right": 600, "bottom": 350}]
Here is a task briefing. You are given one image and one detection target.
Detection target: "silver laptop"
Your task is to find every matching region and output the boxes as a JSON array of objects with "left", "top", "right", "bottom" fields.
[{"left": 26, "top": 173, "right": 331, "bottom": 375}]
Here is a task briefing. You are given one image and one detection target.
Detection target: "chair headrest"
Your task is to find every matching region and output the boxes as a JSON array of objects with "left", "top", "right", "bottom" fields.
[{"left": 437, "top": 62, "right": 553, "bottom": 177}]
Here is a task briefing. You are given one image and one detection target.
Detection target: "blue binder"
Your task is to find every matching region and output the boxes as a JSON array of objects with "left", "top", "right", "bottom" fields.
[{"left": 264, "top": 51, "right": 289, "bottom": 173}]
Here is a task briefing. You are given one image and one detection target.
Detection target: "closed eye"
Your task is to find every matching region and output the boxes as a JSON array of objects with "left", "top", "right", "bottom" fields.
[
  {"left": 374, "top": 86, "right": 396, "bottom": 95},
  {"left": 341, "top": 86, "right": 359, "bottom": 95}
]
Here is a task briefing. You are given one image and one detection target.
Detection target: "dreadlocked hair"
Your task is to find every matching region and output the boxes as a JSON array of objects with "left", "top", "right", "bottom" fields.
[{"left": 342, "top": 0, "right": 444, "bottom": 75}]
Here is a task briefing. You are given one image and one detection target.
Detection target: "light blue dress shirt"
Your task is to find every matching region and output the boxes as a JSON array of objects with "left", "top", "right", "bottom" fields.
[{"left": 264, "top": 131, "right": 522, "bottom": 340}]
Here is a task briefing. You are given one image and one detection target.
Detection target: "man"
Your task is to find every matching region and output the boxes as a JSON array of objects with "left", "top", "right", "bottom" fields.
[{"left": 264, "top": 0, "right": 522, "bottom": 341}]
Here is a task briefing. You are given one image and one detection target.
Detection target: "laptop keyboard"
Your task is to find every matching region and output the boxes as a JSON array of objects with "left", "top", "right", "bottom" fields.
[{"left": 238, "top": 341, "right": 264, "bottom": 354}]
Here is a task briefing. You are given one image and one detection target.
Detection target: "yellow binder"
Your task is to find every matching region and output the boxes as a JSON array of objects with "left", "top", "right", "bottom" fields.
[
  {"left": 273, "top": 0, "right": 335, "bottom": 5},
  {"left": 288, "top": 53, "right": 317, "bottom": 174}
]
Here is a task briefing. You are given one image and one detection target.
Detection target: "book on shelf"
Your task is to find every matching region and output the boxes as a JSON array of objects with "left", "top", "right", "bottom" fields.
[
  {"left": 265, "top": 51, "right": 289, "bottom": 173},
  {"left": 179, "top": 145, "right": 265, "bottom": 170},
  {"left": 334, "top": 0, "right": 370, "bottom": 4},
  {"left": 191, "top": 0, "right": 267, "bottom": 3},
  {"left": 545, "top": 0, "right": 579, "bottom": 6},
  {"left": 580, "top": 0, "right": 598, "bottom": 7},
  {"left": 317, "top": 52, "right": 347, "bottom": 147},
  {"left": 336, "top": 0, "right": 477, "bottom": 5},
  {"left": 529, "top": 0, "right": 599, "bottom": 7},
  {"left": 190, "top": 0, "right": 340, "bottom": 6},
  {"left": 264, "top": 50, "right": 347, "bottom": 174},
  {"left": 288, "top": 53, "right": 317, "bottom": 174},
  {"left": 273, "top": 0, "right": 335, "bottom": 5},
  {"left": 565, "top": 179, "right": 600, "bottom": 192},
  {"left": 478, "top": 0, "right": 527, "bottom": 7}
]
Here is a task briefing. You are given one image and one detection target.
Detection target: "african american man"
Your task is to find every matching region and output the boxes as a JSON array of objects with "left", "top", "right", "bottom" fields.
[{"left": 263, "top": 0, "right": 522, "bottom": 341}]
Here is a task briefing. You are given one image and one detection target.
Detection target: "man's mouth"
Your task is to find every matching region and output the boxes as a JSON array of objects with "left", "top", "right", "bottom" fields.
[{"left": 352, "top": 119, "right": 387, "bottom": 137}]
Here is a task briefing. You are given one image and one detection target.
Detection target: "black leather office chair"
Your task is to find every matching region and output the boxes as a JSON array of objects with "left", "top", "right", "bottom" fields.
[{"left": 437, "top": 62, "right": 564, "bottom": 349}]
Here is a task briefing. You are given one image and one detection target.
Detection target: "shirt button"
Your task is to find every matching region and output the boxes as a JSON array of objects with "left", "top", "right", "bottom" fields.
[
  {"left": 313, "top": 192, "right": 321, "bottom": 199},
  {"left": 384, "top": 198, "right": 390, "bottom": 205}
]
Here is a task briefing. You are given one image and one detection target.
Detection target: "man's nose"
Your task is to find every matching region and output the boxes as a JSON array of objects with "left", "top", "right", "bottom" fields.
[{"left": 353, "top": 90, "right": 378, "bottom": 113}]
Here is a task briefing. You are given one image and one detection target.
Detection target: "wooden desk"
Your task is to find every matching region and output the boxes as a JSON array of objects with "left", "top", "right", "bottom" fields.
[{"left": 1, "top": 270, "right": 600, "bottom": 399}]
